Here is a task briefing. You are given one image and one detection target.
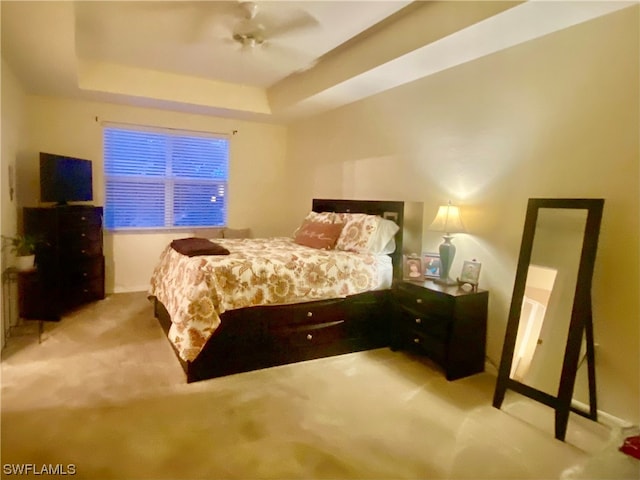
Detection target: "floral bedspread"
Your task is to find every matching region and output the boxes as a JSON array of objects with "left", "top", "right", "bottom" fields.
[{"left": 149, "top": 237, "right": 381, "bottom": 362}]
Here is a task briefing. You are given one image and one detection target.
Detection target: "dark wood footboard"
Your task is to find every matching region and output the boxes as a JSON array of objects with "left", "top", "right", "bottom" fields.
[{"left": 152, "top": 290, "right": 391, "bottom": 382}]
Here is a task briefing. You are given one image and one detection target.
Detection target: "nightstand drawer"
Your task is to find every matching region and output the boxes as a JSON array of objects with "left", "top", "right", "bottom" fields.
[
  {"left": 391, "top": 280, "right": 488, "bottom": 380},
  {"left": 404, "top": 330, "right": 446, "bottom": 363},
  {"left": 394, "top": 282, "right": 452, "bottom": 317},
  {"left": 396, "top": 306, "right": 450, "bottom": 340}
]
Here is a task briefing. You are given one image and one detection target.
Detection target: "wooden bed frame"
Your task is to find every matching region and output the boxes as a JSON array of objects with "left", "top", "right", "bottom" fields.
[{"left": 152, "top": 199, "right": 406, "bottom": 382}]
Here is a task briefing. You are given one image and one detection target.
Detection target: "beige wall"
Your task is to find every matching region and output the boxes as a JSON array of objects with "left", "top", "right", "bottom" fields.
[
  {"left": 286, "top": 8, "right": 639, "bottom": 424},
  {"left": 20, "top": 96, "right": 288, "bottom": 292},
  {"left": 1, "top": 58, "right": 29, "bottom": 347}
]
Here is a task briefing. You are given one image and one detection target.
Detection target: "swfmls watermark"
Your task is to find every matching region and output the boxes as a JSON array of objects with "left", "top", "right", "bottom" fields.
[{"left": 2, "top": 464, "right": 76, "bottom": 476}]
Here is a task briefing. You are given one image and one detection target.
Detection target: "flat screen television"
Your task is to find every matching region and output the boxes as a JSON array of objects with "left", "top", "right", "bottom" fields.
[{"left": 40, "top": 152, "right": 93, "bottom": 205}]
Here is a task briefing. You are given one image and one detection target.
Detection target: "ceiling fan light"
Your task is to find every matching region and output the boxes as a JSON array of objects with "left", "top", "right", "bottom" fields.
[{"left": 232, "top": 32, "right": 264, "bottom": 48}]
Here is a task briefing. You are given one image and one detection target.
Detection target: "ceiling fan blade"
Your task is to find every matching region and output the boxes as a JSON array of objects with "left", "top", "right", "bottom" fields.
[
  {"left": 128, "top": 1, "right": 244, "bottom": 44},
  {"left": 181, "top": 2, "right": 244, "bottom": 43},
  {"left": 260, "top": 40, "right": 320, "bottom": 73},
  {"left": 257, "top": 8, "right": 320, "bottom": 41}
]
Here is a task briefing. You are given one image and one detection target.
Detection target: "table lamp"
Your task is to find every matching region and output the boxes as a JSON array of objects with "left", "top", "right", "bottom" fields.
[{"left": 428, "top": 201, "right": 466, "bottom": 285}]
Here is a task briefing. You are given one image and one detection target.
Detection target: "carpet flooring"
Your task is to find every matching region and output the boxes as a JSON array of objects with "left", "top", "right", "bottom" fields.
[{"left": 1, "top": 292, "right": 638, "bottom": 479}]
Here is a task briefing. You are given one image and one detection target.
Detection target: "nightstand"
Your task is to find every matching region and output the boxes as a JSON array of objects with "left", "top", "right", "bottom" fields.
[{"left": 391, "top": 279, "right": 488, "bottom": 380}]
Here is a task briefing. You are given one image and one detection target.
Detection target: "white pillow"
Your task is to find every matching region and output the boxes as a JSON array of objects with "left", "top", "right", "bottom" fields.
[
  {"left": 368, "top": 217, "right": 400, "bottom": 254},
  {"left": 191, "top": 228, "right": 224, "bottom": 239},
  {"left": 380, "top": 237, "right": 397, "bottom": 255},
  {"left": 223, "top": 228, "right": 251, "bottom": 239}
]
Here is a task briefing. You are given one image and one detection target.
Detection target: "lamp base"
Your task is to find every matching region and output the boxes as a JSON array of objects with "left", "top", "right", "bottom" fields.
[
  {"left": 437, "top": 235, "right": 457, "bottom": 287},
  {"left": 433, "top": 277, "right": 458, "bottom": 286}
]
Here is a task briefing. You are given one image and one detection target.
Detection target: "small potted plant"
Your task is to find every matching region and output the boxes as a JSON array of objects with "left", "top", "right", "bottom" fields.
[{"left": 1, "top": 233, "right": 41, "bottom": 271}]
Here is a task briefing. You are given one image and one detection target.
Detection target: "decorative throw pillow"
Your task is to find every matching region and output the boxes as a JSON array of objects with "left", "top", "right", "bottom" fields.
[
  {"left": 294, "top": 221, "right": 344, "bottom": 250},
  {"left": 293, "top": 211, "right": 341, "bottom": 237},
  {"left": 335, "top": 213, "right": 382, "bottom": 253}
]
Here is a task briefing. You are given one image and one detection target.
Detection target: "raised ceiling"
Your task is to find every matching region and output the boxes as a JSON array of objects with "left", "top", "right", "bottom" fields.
[{"left": 1, "top": 1, "right": 636, "bottom": 123}]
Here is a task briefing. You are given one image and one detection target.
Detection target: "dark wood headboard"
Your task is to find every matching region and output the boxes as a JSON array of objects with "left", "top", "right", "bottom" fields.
[{"left": 312, "top": 199, "right": 405, "bottom": 280}]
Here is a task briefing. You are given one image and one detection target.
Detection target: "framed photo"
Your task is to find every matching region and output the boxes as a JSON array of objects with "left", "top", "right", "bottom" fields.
[
  {"left": 459, "top": 260, "right": 482, "bottom": 286},
  {"left": 403, "top": 254, "right": 423, "bottom": 281},
  {"left": 422, "top": 252, "right": 441, "bottom": 279}
]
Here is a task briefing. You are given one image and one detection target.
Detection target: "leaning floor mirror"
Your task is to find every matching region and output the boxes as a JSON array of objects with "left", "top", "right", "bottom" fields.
[{"left": 493, "top": 198, "right": 604, "bottom": 441}]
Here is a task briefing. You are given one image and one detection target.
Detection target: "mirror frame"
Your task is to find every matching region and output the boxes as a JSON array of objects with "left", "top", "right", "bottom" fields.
[{"left": 493, "top": 198, "right": 604, "bottom": 441}]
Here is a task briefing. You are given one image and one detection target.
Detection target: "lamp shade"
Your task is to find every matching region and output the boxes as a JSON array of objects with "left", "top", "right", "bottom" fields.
[{"left": 428, "top": 202, "right": 466, "bottom": 234}]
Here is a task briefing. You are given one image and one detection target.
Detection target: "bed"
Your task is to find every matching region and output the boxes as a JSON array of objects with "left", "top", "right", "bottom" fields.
[{"left": 149, "top": 199, "right": 407, "bottom": 382}]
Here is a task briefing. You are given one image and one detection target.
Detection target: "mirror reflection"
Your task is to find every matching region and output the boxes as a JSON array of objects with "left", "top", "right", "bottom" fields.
[{"left": 509, "top": 208, "right": 588, "bottom": 396}]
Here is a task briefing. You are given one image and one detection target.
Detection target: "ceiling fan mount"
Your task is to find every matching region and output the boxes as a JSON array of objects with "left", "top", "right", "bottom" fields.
[
  {"left": 226, "top": 1, "right": 319, "bottom": 51},
  {"left": 232, "top": 31, "right": 265, "bottom": 48},
  {"left": 231, "top": 2, "right": 266, "bottom": 49}
]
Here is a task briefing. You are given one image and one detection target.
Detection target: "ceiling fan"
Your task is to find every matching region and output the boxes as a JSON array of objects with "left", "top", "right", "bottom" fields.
[
  {"left": 201, "top": 1, "right": 322, "bottom": 74},
  {"left": 231, "top": 2, "right": 267, "bottom": 48},
  {"left": 223, "top": 1, "right": 319, "bottom": 50}
]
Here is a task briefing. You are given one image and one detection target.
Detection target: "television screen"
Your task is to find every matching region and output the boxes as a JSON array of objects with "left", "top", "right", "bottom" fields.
[{"left": 40, "top": 153, "right": 93, "bottom": 205}]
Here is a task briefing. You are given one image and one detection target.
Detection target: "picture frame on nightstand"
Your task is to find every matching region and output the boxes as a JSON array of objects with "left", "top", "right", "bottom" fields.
[
  {"left": 403, "top": 254, "right": 423, "bottom": 281},
  {"left": 422, "top": 252, "right": 440, "bottom": 279},
  {"left": 459, "top": 260, "right": 482, "bottom": 287}
]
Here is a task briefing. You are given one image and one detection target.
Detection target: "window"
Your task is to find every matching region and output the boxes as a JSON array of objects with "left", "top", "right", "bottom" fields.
[{"left": 103, "top": 126, "right": 229, "bottom": 231}]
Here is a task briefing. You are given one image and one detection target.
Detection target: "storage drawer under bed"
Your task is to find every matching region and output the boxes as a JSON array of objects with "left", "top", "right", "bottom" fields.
[{"left": 266, "top": 298, "right": 347, "bottom": 328}]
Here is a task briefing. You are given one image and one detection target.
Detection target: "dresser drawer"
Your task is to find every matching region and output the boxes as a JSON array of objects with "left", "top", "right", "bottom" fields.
[
  {"left": 64, "top": 276, "right": 105, "bottom": 305},
  {"left": 58, "top": 208, "right": 102, "bottom": 229},
  {"left": 63, "top": 257, "right": 104, "bottom": 283},
  {"left": 59, "top": 227, "right": 103, "bottom": 257},
  {"left": 394, "top": 282, "right": 452, "bottom": 317}
]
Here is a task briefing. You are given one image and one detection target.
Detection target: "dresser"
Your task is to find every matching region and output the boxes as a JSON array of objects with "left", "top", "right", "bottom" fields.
[
  {"left": 391, "top": 280, "right": 488, "bottom": 380},
  {"left": 22, "top": 206, "right": 105, "bottom": 320}
]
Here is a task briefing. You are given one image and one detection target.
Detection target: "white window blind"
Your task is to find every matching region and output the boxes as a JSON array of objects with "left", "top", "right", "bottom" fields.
[{"left": 103, "top": 126, "right": 229, "bottom": 230}]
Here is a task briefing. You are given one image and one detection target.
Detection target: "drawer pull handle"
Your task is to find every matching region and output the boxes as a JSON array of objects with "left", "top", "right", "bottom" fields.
[
  {"left": 416, "top": 298, "right": 423, "bottom": 304},
  {"left": 306, "top": 334, "right": 313, "bottom": 340},
  {"left": 307, "top": 311, "right": 313, "bottom": 317},
  {"left": 415, "top": 318, "right": 422, "bottom": 324},
  {"left": 413, "top": 338, "right": 420, "bottom": 344},
  {"left": 81, "top": 233, "right": 86, "bottom": 237},
  {"left": 83, "top": 289, "right": 89, "bottom": 293},
  {"left": 81, "top": 216, "right": 86, "bottom": 221}
]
